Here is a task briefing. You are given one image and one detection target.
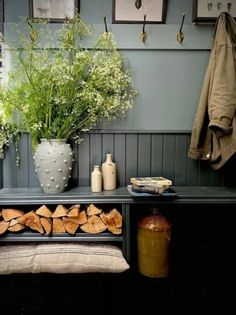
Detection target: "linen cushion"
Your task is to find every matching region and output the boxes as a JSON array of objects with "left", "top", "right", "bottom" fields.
[{"left": 0, "top": 243, "right": 129, "bottom": 274}]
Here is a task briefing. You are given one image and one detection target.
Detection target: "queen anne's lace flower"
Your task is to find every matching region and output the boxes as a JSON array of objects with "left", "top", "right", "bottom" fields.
[{"left": 0, "top": 14, "right": 137, "bottom": 153}]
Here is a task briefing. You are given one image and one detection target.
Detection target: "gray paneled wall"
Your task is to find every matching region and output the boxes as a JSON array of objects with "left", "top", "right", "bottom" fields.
[
  {"left": 0, "top": 160, "right": 2, "bottom": 188},
  {"left": 3, "top": 0, "right": 215, "bottom": 132},
  {"left": 1, "top": 132, "right": 227, "bottom": 189},
  {"left": 1, "top": 2, "right": 233, "bottom": 189}
]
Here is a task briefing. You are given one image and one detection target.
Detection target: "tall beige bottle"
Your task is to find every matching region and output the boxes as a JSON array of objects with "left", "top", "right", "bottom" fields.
[{"left": 102, "top": 153, "right": 116, "bottom": 190}]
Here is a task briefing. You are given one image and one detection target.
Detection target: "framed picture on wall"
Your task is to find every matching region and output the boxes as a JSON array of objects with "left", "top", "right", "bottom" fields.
[
  {"left": 192, "top": 0, "right": 236, "bottom": 23},
  {"left": 112, "top": 0, "right": 168, "bottom": 24},
  {"left": 29, "top": 0, "right": 80, "bottom": 23}
]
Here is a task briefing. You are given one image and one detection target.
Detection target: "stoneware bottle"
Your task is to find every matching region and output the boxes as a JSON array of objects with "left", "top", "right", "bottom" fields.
[
  {"left": 102, "top": 153, "right": 116, "bottom": 190},
  {"left": 137, "top": 208, "right": 171, "bottom": 278},
  {"left": 91, "top": 165, "right": 102, "bottom": 193}
]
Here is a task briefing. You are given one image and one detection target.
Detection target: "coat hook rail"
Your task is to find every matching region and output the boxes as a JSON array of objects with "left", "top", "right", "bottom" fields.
[
  {"left": 103, "top": 16, "right": 108, "bottom": 33},
  {"left": 177, "top": 13, "right": 185, "bottom": 44},
  {"left": 140, "top": 14, "right": 147, "bottom": 43}
]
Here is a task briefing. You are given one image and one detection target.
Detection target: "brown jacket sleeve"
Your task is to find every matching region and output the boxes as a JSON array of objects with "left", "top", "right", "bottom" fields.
[
  {"left": 208, "top": 23, "right": 236, "bottom": 137},
  {"left": 188, "top": 13, "right": 236, "bottom": 170}
]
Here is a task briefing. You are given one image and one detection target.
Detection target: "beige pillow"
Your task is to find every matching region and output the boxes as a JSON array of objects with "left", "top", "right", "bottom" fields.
[{"left": 0, "top": 243, "right": 129, "bottom": 274}]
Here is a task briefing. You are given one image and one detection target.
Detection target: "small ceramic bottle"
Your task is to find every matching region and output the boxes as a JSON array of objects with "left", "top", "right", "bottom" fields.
[
  {"left": 102, "top": 153, "right": 116, "bottom": 190},
  {"left": 91, "top": 165, "right": 102, "bottom": 193}
]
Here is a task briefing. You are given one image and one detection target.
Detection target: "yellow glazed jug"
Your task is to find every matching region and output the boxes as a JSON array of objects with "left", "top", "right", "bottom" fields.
[{"left": 137, "top": 208, "right": 171, "bottom": 278}]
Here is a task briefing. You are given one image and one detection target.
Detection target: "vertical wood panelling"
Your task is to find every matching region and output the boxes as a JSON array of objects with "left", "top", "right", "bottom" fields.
[
  {"left": 126, "top": 134, "right": 138, "bottom": 183},
  {"left": 174, "top": 135, "right": 187, "bottom": 185},
  {"left": 217, "top": 154, "right": 236, "bottom": 186},
  {"left": 102, "top": 134, "right": 114, "bottom": 161},
  {"left": 70, "top": 141, "right": 79, "bottom": 188},
  {"left": 28, "top": 135, "right": 39, "bottom": 187},
  {"left": 0, "top": 160, "right": 2, "bottom": 188},
  {"left": 151, "top": 134, "right": 163, "bottom": 176},
  {"left": 187, "top": 157, "right": 200, "bottom": 186},
  {"left": 90, "top": 134, "right": 102, "bottom": 169},
  {"left": 137, "top": 134, "right": 151, "bottom": 177},
  {"left": 210, "top": 168, "right": 223, "bottom": 186},
  {"left": 1, "top": 132, "right": 233, "bottom": 188},
  {"left": 16, "top": 134, "right": 29, "bottom": 187},
  {"left": 78, "top": 134, "right": 90, "bottom": 187},
  {"left": 163, "top": 134, "right": 175, "bottom": 183},
  {"left": 114, "top": 134, "right": 126, "bottom": 187},
  {"left": 186, "top": 135, "right": 200, "bottom": 185},
  {"left": 199, "top": 161, "right": 211, "bottom": 185},
  {"left": 3, "top": 141, "right": 17, "bottom": 188}
]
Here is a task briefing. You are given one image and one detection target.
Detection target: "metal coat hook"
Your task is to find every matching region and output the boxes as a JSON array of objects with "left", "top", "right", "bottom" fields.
[
  {"left": 227, "top": 2, "right": 232, "bottom": 13},
  {"left": 135, "top": 0, "right": 142, "bottom": 10},
  {"left": 140, "top": 14, "right": 147, "bottom": 43},
  {"left": 103, "top": 16, "right": 108, "bottom": 33},
  {"left": 177, "top": 13, "right": 185, "bottom": 44}
]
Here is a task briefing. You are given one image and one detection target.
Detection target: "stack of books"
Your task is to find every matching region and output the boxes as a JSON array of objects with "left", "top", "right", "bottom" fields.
[{"left": 128, "top": 177, "right": 172, "bottom": 196}]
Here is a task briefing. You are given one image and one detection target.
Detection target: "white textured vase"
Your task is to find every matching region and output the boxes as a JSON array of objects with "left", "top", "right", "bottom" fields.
[{"left": 33, "top": 139, "right": 73, "bottom": 193}]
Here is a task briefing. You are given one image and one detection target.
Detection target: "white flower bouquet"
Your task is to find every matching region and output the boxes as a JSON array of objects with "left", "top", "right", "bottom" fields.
[{"left": 0, "top": 13, "right": 137, "bottom": 152}]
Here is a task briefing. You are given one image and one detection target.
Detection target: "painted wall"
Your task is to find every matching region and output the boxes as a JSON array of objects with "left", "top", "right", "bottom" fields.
[
  {"left": 2, "top": 1, "right": 234, "bottom": 189},
  {"left": 4, "top": 0, "right": 215, "bottom": 131},
  {"left": 3, "top": 132, "right": 228, "bottom": 188}
]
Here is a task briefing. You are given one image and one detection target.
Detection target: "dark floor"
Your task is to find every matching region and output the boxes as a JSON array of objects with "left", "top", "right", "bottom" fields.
[{"left": 0, "top": 268, "right": 235, "bottom": 315}]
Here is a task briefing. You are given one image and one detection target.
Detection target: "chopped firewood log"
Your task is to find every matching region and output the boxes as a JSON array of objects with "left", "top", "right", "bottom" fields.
[
  {"left": 40, "top": 217, "right": 52, "bottom": 235},
  {"left": 69, "top": 204, "right": 81, "bottom": 210},
  {"left": 0, "top": 221, "right": 9, "bottom": 235},
  {"left": 52, "top": 205, "right": 68, "bottom": 218},
  {"left": 67, "top": 204, "right": 80, "bottom": 216},
  {"left": 62, "top": 217, "right": 79, "bottom": 235},
  {"left": 107, "top": 226, "right": 122, "bottom": 235},
  {"left": 110, "top": 208, "right": 122, "bottom": 228},
  {"left": 100, "top": 209, "right": 122, "bottom": 227},
  {"left": 17, "top": 211, "right": 44, "bottom": 234},
  {"left": 69, "top": 210, "right": 87, "bottom": 225},
  {"left": 100, "top": 209, "right": 122, "bottom": 235},
  {"left": 100, "top": 212, "right": 107, "bottom": 225},
  {"left": 52, "top": 218, "right": 66, "bottom": 233},
  {"left": 2, "top": 208, "right": 25, "bottom": 221},
  {"left": 9, "top": 219, "right": 18, "bottom": 227},
  {"left": 80, "top": 215, "right": 106, "bottom": 234},
  {"left": 8, "top": 223, "right": 26, "bottom": 232},
  {"left": 87, "top": 204, "right": 102, "bottom": 216},
  {"left": 67, "top": 207, "right": 79, "bottom": 217},
  {"left": 36, "top": 205, "right": 53, "bottom": 218}
]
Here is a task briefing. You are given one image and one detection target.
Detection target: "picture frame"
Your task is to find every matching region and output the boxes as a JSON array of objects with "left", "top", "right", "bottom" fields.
[
  {"left": 29, "top": 0, "right": 80, "bottom": 23},
  {"left": 112, "top": 0, "right": 167, "bottom": 24},
  {"left": 192, "top": 0, "right": 236, "bottom": 23}
]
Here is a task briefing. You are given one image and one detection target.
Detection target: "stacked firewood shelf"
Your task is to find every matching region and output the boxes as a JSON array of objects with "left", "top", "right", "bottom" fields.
[{"left": 1, "top": 186, "right": 236, "bottom": 262}]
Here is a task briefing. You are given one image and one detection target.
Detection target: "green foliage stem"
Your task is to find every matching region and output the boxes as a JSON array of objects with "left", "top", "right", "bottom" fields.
[{"left": 0, "top": 12, "right": 137, "bottom": 155}]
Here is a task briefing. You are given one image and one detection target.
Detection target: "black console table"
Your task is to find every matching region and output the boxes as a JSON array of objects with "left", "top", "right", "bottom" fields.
[{"left": 1, "top": 185, "right": 236, "bottom": 264}]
